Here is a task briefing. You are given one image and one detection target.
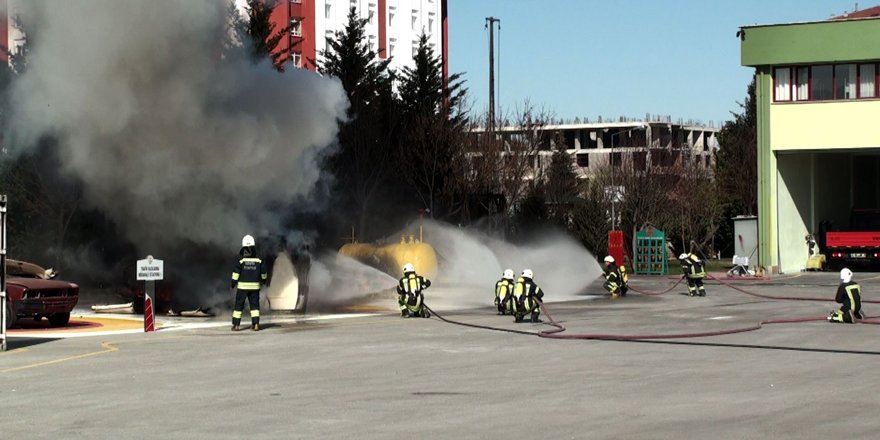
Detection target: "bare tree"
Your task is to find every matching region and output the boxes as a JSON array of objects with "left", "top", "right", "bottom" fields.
[
  {"left": 459, "top": 101, "right": 554, "bottom": 219},
  {"left": 0, "top": 149, "right": 83, "bottom": 269},
  {"left": 668, "top": 162, "right": 722, "bottom": 256}
]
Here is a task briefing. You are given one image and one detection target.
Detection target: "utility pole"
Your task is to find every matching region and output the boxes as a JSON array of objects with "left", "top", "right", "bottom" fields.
[{"left": 485, "top": 16, "right": 500, "bottom": 133}]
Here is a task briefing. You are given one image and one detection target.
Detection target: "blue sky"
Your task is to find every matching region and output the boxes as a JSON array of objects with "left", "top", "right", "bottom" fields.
[{"left": 448, "top": 0, "right": 862, "bottom": 126}]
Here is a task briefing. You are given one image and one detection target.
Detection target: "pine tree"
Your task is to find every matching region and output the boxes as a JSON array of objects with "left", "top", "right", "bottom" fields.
[
  {"left": 242, "top": 0, "right": 290, "bottom": 70},
  {"left": 317, "top": 7, "right": 397, "bottom": 239},
  {"left": 716, "top": 76, "right": 757, "bottom": 215},
  {"left": 396, "top": 34, "right": 467, "bottom": 217}
]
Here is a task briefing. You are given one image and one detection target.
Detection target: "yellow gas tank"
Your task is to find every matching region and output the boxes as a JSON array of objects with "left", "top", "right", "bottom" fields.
[{"left": 339, "top": 235, "right": 438, "bottom": 280}]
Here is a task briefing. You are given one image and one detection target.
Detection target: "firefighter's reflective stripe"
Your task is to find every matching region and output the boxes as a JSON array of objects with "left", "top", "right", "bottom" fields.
[
  {"left": 845, "top": 284, "right": 860, "bottom": 311},
  {"left": 232, "top": 310, "right": 243, "bottom": 319},
  {"left": 686, "top": 254, "right": 706, "bottom": 278},
  {"left": 233, "top": 257, "right": 265, "bottom": 289},
  {"left": 250, "top": 310, "right": 260, "bottom": 317}
]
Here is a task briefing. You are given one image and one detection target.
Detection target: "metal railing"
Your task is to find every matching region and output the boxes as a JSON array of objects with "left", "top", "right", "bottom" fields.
[{"left": 1, "top": 194, "right": 7, "bottom": 351}]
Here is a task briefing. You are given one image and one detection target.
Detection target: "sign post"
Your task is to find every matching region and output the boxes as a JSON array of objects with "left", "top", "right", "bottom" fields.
[{"left": 136, "top": 255, "right": 164, "bottom": 332}]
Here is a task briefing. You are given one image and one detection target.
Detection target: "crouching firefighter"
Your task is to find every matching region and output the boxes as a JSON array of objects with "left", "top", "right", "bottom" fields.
[
  {"left": 512, "top": 269, "right": 544, "bottom": 323},
  {"left": 397, "top": 263, "right": 431, "bottom": 318},
  {"left": 602, "top": 256, "right": 628, "bottom": 298},
  {"left": 829, "top": 268, "right": 863, "bottom": 323},
  {"left": 678, "top": 253, "right": 706, "bottom": 297},
  {"left": 231, "top": 234, "right": 268, "bottom": 331},
  {"left": 495, "top": 269, "right": 515, "bottom": 315}
]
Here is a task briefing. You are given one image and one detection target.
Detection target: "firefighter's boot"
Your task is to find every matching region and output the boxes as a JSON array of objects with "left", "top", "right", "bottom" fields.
[{"left": 530, "top": 311, "right": 541, "bottom": 323}]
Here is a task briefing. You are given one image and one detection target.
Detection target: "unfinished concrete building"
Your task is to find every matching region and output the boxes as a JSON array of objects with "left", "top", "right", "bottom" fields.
[{"left": 471, "top": 120, "right": 719, "bottom": 180}]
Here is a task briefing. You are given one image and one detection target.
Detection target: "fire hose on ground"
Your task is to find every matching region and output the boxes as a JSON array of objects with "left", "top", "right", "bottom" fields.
[{"left": 422, "top": 273, "right": 880, "bottom": 343}]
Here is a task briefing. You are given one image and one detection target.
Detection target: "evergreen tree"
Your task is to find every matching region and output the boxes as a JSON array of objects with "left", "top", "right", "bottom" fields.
[
  {"left": 242, "top": 0, "right": 290, "bottom": 70},
  {"left": 716, "top": 75, "right": 757, "bottom": 215},
  {"left": 317, "top": 7, "right": 397, "bottom": 239},
  {"left": 396, "top": 34, "right": 467, "bottom": 218},
  {"left": 543, "top": 136, "right": 579, "bottom": 225}
]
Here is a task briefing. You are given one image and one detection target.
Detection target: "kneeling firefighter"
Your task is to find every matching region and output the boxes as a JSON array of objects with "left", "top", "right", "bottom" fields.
[
  {"left": 495, "top": 269, "right": 515, "bottom": 315},
  {"left": 678, "top": 252, "right": 706, "bottom": 297},
  {"left": 512, "top": 269, "right": 544, "bottom": 323},
  {"left": 829, "top": 268, "right": 863, "bottom": 323},
  {"left": 231, "top": 234, "right": 268, "bottom": 331},
  {"left": 602, "top": 256, "right": 628, "bottom": 297},
  {"left": 397, "top": 263, "right": 431, "bottom": 318}
]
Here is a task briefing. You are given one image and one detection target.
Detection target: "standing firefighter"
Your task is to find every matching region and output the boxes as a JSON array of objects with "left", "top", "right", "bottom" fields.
[
  {"left": 512, "top": 269, "right": 544, "bottom": 323},
  {"left": 602, "top": 256, "right": 628, "bottom": 298},
  {"left": 678, "top": 253, "right": 706, "bottom": 297},
  {"left": 494, "top": 269, "right": 515, "bottom": 315},
  {"left": 829, "top": 268, "right": 863, "bottom": 323},
  {"left": 397, "top": 263, "right": 431, "bottom": 318},
  {"left": 231, "top": 235, "right": 268, "bottom": 331}
]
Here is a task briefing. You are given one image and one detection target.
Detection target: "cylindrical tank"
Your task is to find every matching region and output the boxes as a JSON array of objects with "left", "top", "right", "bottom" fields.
[
  {"left": 264, "top": 252, "right": 300, "bottom": 311},
  {"left": 339, "top": 235, "right": 438, "bottom": 280}
]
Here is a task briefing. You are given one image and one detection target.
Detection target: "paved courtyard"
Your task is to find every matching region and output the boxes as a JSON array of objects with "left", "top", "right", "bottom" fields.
[{"left": 2, "top": 271, "right": 879, "bottom": 439}]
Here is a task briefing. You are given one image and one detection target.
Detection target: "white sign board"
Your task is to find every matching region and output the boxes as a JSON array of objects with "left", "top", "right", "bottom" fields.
[{"left": 136, "top": 256, "right": 164, "bottom": 281}]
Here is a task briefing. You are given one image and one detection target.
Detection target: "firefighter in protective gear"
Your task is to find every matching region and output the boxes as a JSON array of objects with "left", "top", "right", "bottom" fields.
[
  {"left": 494, "top": 269, "right": 515, "bottom": 315},
  {"left": 679, "top": 252, "right": 706, "bottom": 297},
  {"left": 602, "top": 255, "right": 628, "bottom": 298},
  {"left": 512, "top": 269, "right": 544, "bottom": 323},
  {"left": 231, "top": 235, "right": 268, "bottom": 331},
  {"left": 829, "top": 268, "right": 863, "bottom": 323},
  {"left": 397, "top": 263, "right": 431, "bottom": 318}
]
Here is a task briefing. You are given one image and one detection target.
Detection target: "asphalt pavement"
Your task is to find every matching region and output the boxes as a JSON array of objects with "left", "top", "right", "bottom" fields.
[{"left": 2, "top": 270, "right": 879, "bottom": 439}]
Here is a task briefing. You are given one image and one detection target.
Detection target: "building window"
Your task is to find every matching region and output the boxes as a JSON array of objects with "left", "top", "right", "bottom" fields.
[
  {"left": 835, "top": 64, "right": 856, "bottom": 99},
  {"left": 325, "top": 30, "right": 334, "bottom": 53},
  {"left": 389, "top": 6, "right": 396, "bottom": 27},
  {"left": 368, "top": 3, "right": 376, "bottom": 24},
  {"left": 368, "top": 35, "right": 376, "bottom": 51},
  {"left": 794, "top": 66, "right": 809, "bottom": 101},
  {"left": 325, "top": 3, "right": 331, "bottom": 19},
  {"left": 291, "top": 0, "right": 301, "bottom": 3},
  {"left": 811, "top": 65, "right": 833, "bottom": 100},
  {"left": 389, "top": 38, "right": 396, "bottom": 57},
  {"left": 576, "top": 153, "right": 589, "bottom": 168},
  {"left": 412, "top": 10, "right": 418, "bottom": 30},
  {"left": 292, "top": 52, "right": 302, "bottom": 68},
  {"left": 428, "top": 12, "right": 435, "bottom": 34},
  {"left": 859, "top": 64, "right": 876, "bottom": 98},
  {"left": 412, "top": 40, "right": 419, "bottom": 58},
  {"left": 774, "top": 67, "right": 791, "bottom": 101},
  {"left": 290, "top": 19, "right": 302, "bottom": 37}
]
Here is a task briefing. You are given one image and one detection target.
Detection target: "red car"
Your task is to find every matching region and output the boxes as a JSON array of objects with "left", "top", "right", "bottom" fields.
[{"left": 5, "top": 259, "right": 79, "bottom": 328}]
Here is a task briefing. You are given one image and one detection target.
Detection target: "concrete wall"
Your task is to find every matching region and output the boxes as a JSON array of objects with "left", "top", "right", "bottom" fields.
[
  {"left": 770, "top": 100, "right": 880, "bottom": 150},
  {"left": 776, "top": 153, "right": 812, "bottom": 272}
]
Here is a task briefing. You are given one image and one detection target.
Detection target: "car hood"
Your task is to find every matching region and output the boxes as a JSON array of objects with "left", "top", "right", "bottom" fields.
[{"left": 7, "top": 277, "right": 79, "bottom": 291}]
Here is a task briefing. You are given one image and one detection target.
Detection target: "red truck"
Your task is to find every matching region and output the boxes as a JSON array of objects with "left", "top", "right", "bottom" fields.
[{"left": 825, "top": 209, "right": 880, "bottom": 270}]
